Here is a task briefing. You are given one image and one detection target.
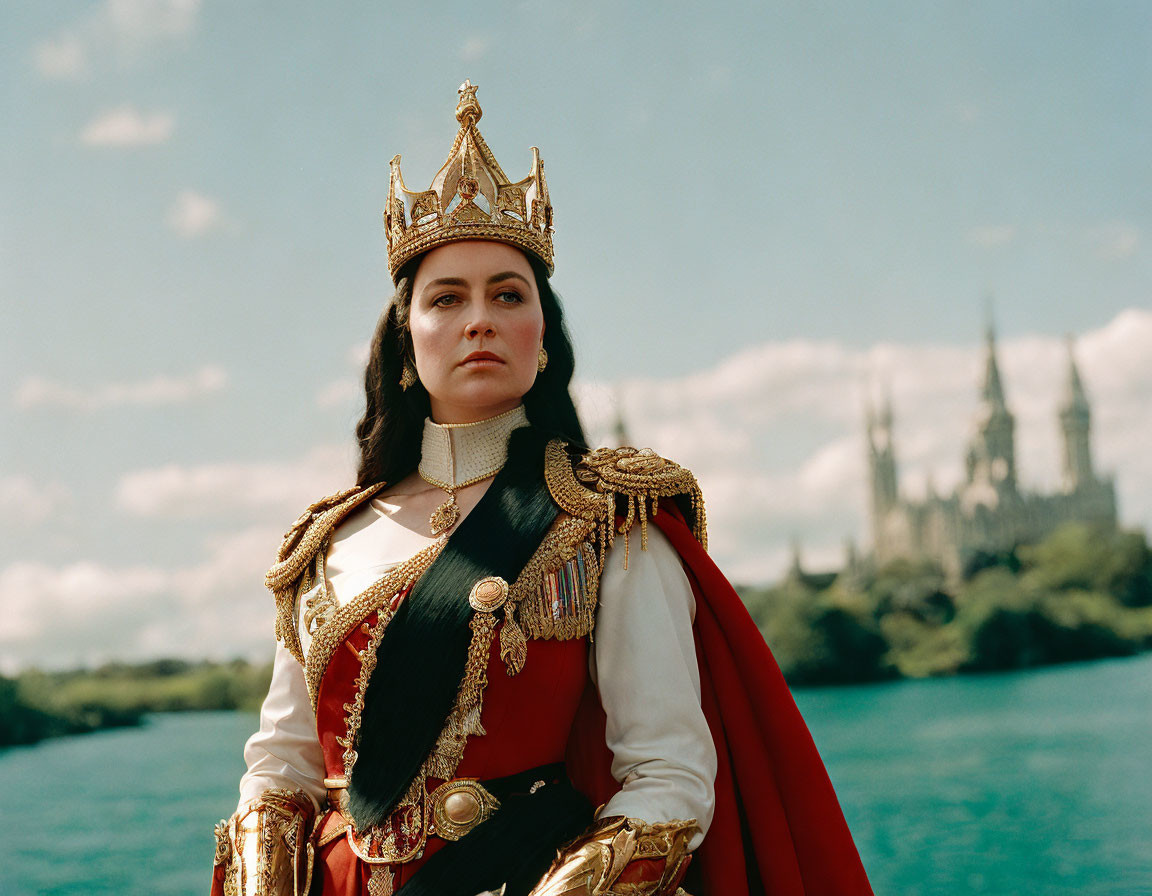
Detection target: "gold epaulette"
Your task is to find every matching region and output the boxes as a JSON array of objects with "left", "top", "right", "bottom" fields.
[
  {"left": 485, "top": 442, "right": 707, "bottom": 673},
  {"left": 265, "top": 483, "right": 387, "bottom": 665},
  {"left": 544, "top": 440, "right": 708, "bottom": 567}
]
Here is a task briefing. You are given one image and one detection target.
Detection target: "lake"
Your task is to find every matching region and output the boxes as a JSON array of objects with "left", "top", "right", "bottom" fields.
[{"left": 6, "top": 654, "right": 1151, "bottom": 895}]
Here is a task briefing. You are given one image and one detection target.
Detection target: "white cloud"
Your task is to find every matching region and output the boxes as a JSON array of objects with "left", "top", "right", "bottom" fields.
[
  {"left": 105, "top": 0, "right": 202, "bottom": 43},
  {"left": 577, "top": 307, "right": 1152, "bottom": 583},
  {"left": 32, "top": 34, "right": 88, "bottom": 79},
  {"left": 167, "top": 190, "right": 224, "bottom": 237},
  {"left": 14, "top": 365, "right": 226, "bottom": 411},
  {"left": 315, "top": 342, "right": 371, "bottom": 407},
  {"left": 32, "top": 0, "right": 202, "bottom": 80},
  {"left": 968, "top": 225, "right": 1016, "bottom": 248},
  {"left": 461, "top": 35, "right": 490, "bottom": 61},
  {"left": 956, "top": 102, "right": 981, "bottom": 125},
  {"left": 1090, "top": 222, "right": 1140, "bottom": 260},
  {"left": 316, "top": 378, "right": 360, "bottom": 409},
  {"left": 115, "top": 444, "right": 356, "bottom": 517},
  {"left": 347, "top": 342, "right": 371, "bottom": 366},
  {"left": 0, "top": 476, "right": 71, "bottom": 523},
  {"left": 81, "top": 105, "right": 174, "bottom": 146},
  {"left": 0, "top": 524, "right": 278, "bottom": 672}
]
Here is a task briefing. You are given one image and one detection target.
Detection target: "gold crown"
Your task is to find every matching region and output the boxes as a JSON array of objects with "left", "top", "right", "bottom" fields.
[{"left": 384, "top": 81, "right": 554, "bottom": 279}]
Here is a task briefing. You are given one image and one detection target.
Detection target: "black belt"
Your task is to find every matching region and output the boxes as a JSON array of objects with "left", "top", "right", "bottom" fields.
[{"left": 397, "top": 762, "right": 592, "bottom": 896}]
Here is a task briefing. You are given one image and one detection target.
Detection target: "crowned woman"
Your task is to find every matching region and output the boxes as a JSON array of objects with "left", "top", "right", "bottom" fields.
[{"left": 210, "top": 81, "right": 873, "bottom": 896}]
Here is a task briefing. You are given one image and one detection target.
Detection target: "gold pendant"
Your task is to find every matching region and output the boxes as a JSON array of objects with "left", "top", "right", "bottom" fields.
[{"left": 429, "top": 492, "right": 460, "bottom": 536}]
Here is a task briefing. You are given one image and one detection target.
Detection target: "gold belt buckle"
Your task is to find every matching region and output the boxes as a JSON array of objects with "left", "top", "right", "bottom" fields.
[{"left": 428, "top": 778, "right": 501, "bottom": 841}]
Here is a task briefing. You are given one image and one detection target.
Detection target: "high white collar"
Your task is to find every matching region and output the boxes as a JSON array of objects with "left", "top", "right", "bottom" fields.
[{"left": 417, "top": 405, "right": 529, "bottom": 489}]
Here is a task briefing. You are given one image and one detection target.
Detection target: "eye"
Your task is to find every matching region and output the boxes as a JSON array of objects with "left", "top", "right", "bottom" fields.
[
  {"left": 431, "top": 293, "right": 460, "bottom": 308},
  {"left": 494, "top": 290, "right": 524, "bottom": 304}
]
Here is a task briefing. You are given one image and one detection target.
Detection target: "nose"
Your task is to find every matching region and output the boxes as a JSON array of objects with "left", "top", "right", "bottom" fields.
[{"left": 466, "top": 311, "right": 496, "bottom": 339}]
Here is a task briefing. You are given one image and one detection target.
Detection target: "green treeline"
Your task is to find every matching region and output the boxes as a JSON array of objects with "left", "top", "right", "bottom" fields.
[
  {"left": 740, "top": 523, "right": 1152, "bottom": 685},
  {"left": 5, "top": 522, "right": 1150, "bottom": 745},
  {"left": 0, "top": 658, "right": 273, "bottom": 747}
]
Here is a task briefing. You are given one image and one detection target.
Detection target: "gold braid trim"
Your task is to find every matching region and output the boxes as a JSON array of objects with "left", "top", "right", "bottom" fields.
[
  {"left": 302, "top": 538, "right": 445, "bottom": 709},
  {"left": 544, "top": 439, "right": 708, "bottom": 567},
  {"left": 342, "top": 583, "right": 504, "bottom": 864},
  {"left": 268, "top": 483, "right": 388, "bottom": 666},
  {"left": 337, "top": 612, "right": 397, "bottom": 781},
  {"left": 424, "top": 609, "right": 497, "bottom": 778}
]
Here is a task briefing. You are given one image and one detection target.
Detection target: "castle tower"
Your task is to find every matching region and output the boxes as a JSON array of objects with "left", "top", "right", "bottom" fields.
[
  {"left": 611, "top": 388, "right": 633, "bottom": 447},
  {"left": 866, "top": 392, "right": 899, "bottom": 557},
  {"left": 966, "top": 325, "right": 1018, "bottom": 496},
  {"left": 1059, "top": 337, "right": 1094, "bottom": 492}
]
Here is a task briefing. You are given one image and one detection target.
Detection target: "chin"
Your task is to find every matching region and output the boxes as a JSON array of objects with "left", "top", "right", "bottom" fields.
[{"left": 431, "top": 383, "right": 530, "bottom": 420}]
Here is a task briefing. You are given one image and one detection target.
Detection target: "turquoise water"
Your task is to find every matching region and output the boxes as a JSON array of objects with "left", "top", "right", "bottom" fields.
[{"left": 6, "top": 654, "right": 1151, "bottom": 895}]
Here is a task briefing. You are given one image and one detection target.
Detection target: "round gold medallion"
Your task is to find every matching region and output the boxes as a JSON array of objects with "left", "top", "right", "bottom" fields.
[
  {"left": 442, "top": 790, "right": 480, "bottom": 825},
  {"left": 468, "top": 575, "right": 509, "bottom": 613},
  {"left": 428, "top": 778, "right": 501, "bottom": 841}
]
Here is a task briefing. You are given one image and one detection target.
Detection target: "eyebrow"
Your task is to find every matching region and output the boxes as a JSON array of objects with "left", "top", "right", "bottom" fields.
[{"left": 421, "top": 271, "right": 532, "bottom": 294}]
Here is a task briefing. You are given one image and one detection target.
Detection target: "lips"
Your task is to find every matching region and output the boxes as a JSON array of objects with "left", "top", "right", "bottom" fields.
[{"left": 460, "top": 351, "right": 504, "bottom": 366}]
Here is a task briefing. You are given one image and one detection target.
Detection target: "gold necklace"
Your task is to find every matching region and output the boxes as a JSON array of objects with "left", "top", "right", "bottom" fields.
[{"left": 418, "top": 467, "right": 500, "bottom": 536}]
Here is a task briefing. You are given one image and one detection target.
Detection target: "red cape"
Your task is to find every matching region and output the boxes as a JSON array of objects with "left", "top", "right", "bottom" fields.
[{"left": 567, "top": 508, "right": 874, "bottom": 895}]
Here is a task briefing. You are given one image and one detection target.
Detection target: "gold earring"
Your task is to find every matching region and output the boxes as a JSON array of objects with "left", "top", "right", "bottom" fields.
[
  {"left": 537, "top": 348, "right": 549, "bottom": 372},
  {"left": 400, "top": 360, "right": 418, "bottom": 390}
]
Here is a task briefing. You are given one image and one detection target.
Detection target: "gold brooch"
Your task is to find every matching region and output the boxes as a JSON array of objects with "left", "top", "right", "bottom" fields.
[
  {"left": 428, "top": 778, "right": 502, "bottom": 841},
  {"left": 468, "top": 576, "right": 509, "bottom": 613}
]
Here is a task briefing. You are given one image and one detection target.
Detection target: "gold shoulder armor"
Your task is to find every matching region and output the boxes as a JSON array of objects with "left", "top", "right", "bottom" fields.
[
  {"left": 264, "top": 483, "right": 387, "bottom": 664},
  {"left": 544, "top": 440, "right": 708, "bottom": 558}
]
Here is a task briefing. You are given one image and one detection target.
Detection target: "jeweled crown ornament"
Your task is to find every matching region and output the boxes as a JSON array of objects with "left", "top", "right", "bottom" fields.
[{"left": 384, "top": 80, "right": 554, "bottom": 279}]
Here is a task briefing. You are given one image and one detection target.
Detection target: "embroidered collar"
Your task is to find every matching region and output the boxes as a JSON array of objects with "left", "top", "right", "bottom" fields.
[{"left": 417, "top": 405, "right": 529, "bottom": 489}]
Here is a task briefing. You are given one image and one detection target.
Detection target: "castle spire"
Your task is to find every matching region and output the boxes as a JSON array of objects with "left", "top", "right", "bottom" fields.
[
  {"left": 1061, "top": 335, "right": 1089, "bottom": 412},
  {"left": 981, "top": 323, "right": 1008, "bottom": 410},
  {"left": 965, "top": 317, "right": 1018, "bottom": 494},
  {"left": 612, "top": 387, "right": 632, "bottom": 447},
  {"left": 1059, "top": 336, "right": 1094, "bottom": 491},
  {"left": 865, "top": 385, "right": 899, "bottom": 560}
]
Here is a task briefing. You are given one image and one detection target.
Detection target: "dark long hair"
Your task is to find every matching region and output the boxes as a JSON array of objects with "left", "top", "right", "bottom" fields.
[{"left": 354, "top": 250, "right": 587, "bottom": 487}]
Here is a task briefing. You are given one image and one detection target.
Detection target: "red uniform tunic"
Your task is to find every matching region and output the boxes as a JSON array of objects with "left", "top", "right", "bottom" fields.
[{"left": 312, "top": 614, "right": 589, "bottom": 892}]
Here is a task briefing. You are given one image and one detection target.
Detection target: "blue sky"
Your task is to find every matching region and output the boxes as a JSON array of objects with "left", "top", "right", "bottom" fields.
[{"left": 3, "top": 1, "right": 1150, "bottom": 668}]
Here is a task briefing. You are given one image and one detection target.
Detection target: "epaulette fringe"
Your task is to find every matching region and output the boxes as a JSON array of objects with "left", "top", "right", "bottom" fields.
[{"left": 543, "top": 440, "right": 707, "bottom": 570}]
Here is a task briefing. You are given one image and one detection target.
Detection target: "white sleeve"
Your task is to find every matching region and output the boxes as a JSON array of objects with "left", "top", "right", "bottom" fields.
[
  {"left": 589, "top": 526, "right": 718, "bottom": 851},
  {"left": 237, "top": 641, "right": 328, "bottom": 812}
]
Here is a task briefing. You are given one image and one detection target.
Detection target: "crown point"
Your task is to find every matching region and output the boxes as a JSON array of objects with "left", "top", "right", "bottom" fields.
[{"left": 456, "top": 80, "right": 482, "bottom": 126}]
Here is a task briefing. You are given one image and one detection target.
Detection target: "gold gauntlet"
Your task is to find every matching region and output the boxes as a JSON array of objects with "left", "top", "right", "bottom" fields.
[
  {"left": 529, "top": 815, "right": 698, "bottom": 896},
  {"left": 212, "top": 789, "right": 316, "bottom": 896}
]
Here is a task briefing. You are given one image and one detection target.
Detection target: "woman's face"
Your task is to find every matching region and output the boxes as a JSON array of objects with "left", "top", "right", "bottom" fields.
[{"left": 409, "top": 240, "right": 545, "bottom": 424}]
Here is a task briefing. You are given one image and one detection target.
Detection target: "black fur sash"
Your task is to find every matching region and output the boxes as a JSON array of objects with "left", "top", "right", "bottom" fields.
[{"left": 345, "top": 426, "right": 559, "bottom": 829}]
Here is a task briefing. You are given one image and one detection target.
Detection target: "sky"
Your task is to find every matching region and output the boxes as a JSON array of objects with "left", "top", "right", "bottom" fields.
[{"left": 2, "top": 0, "right": 1150, "bottom": 671}]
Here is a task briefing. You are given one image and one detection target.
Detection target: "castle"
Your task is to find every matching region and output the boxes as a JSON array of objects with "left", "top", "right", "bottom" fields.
[{"left": 866, "top": 327, "right": 1117, "bottom": 577}]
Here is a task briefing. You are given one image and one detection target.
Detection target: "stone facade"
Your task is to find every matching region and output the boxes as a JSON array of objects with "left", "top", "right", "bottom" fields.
[{"left": 867, "top": 328, "right": 1117, "bottom": 578}]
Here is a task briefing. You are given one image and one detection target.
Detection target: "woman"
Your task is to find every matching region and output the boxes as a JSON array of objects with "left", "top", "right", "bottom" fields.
[{"left": 211, "top": 82, "right": 872, "bottom": 896}]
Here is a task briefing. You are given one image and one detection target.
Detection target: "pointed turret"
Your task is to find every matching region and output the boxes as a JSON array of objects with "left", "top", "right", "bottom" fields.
[
  {"left": 980, "top": 324, "right": 1009, "bottom": 410},
  {"left": 966, "top": 322, "right": 1018, "bottom": 494},
  {"left": 787, "top": 537, "right": 805, "bottom": 582},
  {"left": 1059, "top": 336, "right": 1094, "bottom": 491},
  {"left": 612, "top": 388, "right": 632, "bottom": 447},
  {"left": 866, "top": 390, "right": 899, "bottom": 515},
  {"left": 866, "top": 388, "right": 900, "bottom": 561}
]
